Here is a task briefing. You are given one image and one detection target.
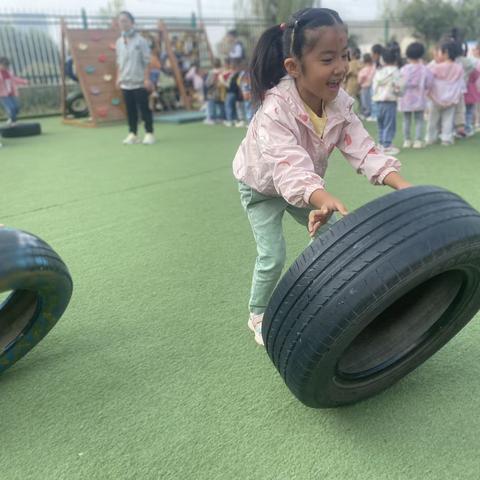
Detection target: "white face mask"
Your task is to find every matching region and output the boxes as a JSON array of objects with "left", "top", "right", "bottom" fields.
[{"left": 122, "top": 28, "right": 136, "bottom": 38}]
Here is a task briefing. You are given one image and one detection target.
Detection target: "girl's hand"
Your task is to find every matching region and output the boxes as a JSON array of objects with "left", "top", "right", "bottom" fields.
[{"left": 308, "top": 191, "right": 349, "bottom": 238}]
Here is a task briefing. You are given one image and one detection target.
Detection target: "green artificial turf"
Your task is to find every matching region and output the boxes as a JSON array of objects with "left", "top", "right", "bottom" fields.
[{"left": 0, "top": 117, "right": 480, "bottom": 479}]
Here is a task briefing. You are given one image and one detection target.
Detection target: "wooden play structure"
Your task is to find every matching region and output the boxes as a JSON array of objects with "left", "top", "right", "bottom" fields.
[{"left": 60, "top": 19, "right": 215, "bottom": 127}]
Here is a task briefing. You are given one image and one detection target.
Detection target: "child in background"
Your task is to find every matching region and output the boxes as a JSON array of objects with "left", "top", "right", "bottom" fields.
[
  {"left": 148, "top": 46, "right": 162, "bottom": 111},
  {"left": 372, "top": 47, "right": 404, "bottom": 154},
  {"left": 344, "top": 47, "right": 362, "bottom": 102},
  {"left": 473, "top": 43, "right": 480, "bottom": 132},
  {"left": 223, "top": 59, "right": 241, "bottom": 127},
  {"left": 426, "top": 41, "right": 464, "bottom": 146},
  {"left": 357, "top": 53, "right": 376, "bottom": 120},
  {"left": 464, "top": 65, "right": 480, "bottom": 136},
  {"left": 399, "top": 42, "right": 432, "bottom": 149},
  {"left": 238, "top": 69, "right": 253, "bottom": 125},
  {"left": 204, "top": 58, "right": 225, "bottom": 125},
  {"left": 234, "top": 8, "right": 411, "bottom": 345},
  {"left": 185, "top": 62, "right": 205, "bottom": 108},
  {"left": 369, "top": 44, "right": 383, "bottom": 122},
  {"left": 0, "top": 57, "right": 28, "bottom": 126}
]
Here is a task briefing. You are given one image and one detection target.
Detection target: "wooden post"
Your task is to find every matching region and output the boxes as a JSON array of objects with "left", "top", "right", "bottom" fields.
[
  {"left": 201, "top": 22, "right": 215, "bottom": 65},
  {"left": 158, "top": 20, "right": 191, "bottom": 110},
  {"left": 60, "top": 18, "right": 67, "bottom": 120}
]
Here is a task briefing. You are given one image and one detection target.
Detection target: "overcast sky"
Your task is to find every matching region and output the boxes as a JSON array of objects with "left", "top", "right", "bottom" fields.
[{"left": 1, "top": 0, "right": 381, "bottom": 20}]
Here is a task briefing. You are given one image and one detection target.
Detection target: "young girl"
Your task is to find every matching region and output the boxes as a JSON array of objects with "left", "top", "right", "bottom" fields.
[
  {"left": 372, "top": 46, "right": 404, "bottom": 154},
  {"left": 399, "top": 42, "right": 432, "bottom": 149},
  {"left": 464, "top": 64, "right": 480, "bottom": 136},
  {"left": 0, "top": 57, "right": 28, "bottom": 126},
  {"left": 426, "top": 41, "right": 465, "bottom": 146},
  {"left": 232, "top": 8, "right": 411, "bottom": 346},
  {"left": 357, "top": 53, "right": 376, "bottom": 120}
]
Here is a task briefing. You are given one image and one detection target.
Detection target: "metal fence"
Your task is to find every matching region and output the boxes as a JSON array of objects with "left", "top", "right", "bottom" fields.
[{"left": 0, "top": 11, "right": 412, "bottom": 117}]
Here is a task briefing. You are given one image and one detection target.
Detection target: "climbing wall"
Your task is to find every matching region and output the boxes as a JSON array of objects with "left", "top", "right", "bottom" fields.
[{"left": 65, "top": 27, "right": 125, "bottom": 125}]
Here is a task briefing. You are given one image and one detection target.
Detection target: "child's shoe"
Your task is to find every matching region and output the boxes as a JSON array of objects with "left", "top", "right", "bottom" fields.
[
  {"left": 413, "top": 140, "right": 424, "bottom": 149},
  {"left": 441, "top": 140, "right": 454, "bottom": 146},
  {"left": 235, "top": 120, "right": 246, "bottom": 128},
  {"left": 402, "top": 140, "right": 412, "bottom": 149},
  {"left": 383, "top": 146, "right": 400, "bottom": 155},
  {"left": 123, "top": 133, "right": 140, "bottom": 144},
  {"left": 224, "top": 121, "right": 233, "bottom": 127},
  {"left": 247, "top": 312, "right": 264, "bottom": 346},
  {"left": 203, "top": 119, "right": 215, "bottom": 125},
  {"left": 142, "top": 133, "right": 156, "bottom": 145}
]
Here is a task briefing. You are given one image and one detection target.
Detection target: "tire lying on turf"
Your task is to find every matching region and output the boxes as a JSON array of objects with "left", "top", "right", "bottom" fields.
[
  {"left": 0, "top": 228, "right": 73, "bottom": 374},
  {"left": 262, "top": 186, "right": 480, "bottom": 408},
  {"left": 66, "top": 91, "right": 89, "bottom": 118},
  {"left": 1, "top": 123, "right": 42, "bottom": 138}
]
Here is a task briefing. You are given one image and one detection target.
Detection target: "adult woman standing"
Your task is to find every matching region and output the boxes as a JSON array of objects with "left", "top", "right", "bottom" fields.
[{"left": 115, "top": 11, "right": 155, "bottom": 145}]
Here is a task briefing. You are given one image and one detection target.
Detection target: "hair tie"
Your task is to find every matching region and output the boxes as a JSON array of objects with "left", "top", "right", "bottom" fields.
[{"left": 280, "top": 23, "right": 287, "bottom": 31}]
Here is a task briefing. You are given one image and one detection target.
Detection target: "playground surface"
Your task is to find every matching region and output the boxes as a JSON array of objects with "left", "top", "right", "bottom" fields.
[{"left": 1, "top": 117, "right": 480, "bottom": 479}]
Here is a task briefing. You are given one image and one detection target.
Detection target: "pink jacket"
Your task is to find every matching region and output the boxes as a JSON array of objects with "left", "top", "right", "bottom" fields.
[
  {"left": 358, "top": 64, "right": 376, "bottom": 88},
  {"left": 0, "top": 69, "right": 28, "bottom": 97},
  {"left": 232, "top": 76, "right": 401, "bottom": 208},
  {"left": 464, "top": 68, "right": 480, "bottom": 105},
  {"left": 427, "top": 61, "right": 465, "bottom": 107}
]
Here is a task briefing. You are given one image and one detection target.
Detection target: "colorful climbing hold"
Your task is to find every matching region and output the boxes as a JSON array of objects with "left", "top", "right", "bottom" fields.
[
  {"left": 97, "top": 106, "right": 109, "bottom": 118},
  {"left": 91, "top": 33, "right": 102, "bottom": 42},
  {"left": 78, "top": 43, "right": 88, "bottom": 51},
  {"left": 98, "top": 54, "right": 107, "bottom": 63},
  {"left": 111, "top": 98, "right": 121, "bottom": 106},
  {"left": 85, "top": 65, "right": 96, "bottom": 74},
  {"left": 90, "top": 86, "right": 101, "bottom": 96},
  {"left": 103, "top": 74, "right": 113, "bottom": 82},
  {"left": 109, "top": 43, "right": 116, "bottom": 51}
]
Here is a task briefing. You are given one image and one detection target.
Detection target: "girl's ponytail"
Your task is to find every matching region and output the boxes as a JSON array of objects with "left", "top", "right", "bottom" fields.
[
  {"left": 249, "top": 8, "right": 345, "bottom": 106},
  {"left": 250, "top": 25, "right": 285, "bottom": 106}
]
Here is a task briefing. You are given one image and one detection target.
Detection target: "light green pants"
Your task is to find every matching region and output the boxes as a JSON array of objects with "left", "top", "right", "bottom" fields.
[{"left": 238, "top": 181, "right": 337, "bottom": 314}]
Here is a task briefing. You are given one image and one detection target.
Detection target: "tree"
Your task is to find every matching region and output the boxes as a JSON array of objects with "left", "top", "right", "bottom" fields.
[
  {"left": 395, "top": 0, "right": 458, "bottom": 45},
  {"left": 99, "top": 0, "right": 126, "bottom": 19},
  {"left": 456, "top": 0, "right": 480, "bottom": 40},
  {"left": 235, "top": 0, "right": 319, "bottom": 25}
]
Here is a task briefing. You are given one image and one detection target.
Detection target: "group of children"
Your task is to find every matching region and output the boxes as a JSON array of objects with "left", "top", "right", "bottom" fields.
[
  {"left": 203, "top": 58, "right": 253, "bottom": 127},
  {"left": 352, "top": 36, "right": 480, "bottom": 155}
]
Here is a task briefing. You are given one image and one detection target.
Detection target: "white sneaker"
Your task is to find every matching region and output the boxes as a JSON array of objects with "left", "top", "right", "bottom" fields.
[
  {"left": 6, "top": 118, "right": 12, "bottom": 126},
  {"left": 441, "top": 141, "right": 454, "bottom": 147},
  {"left": 235, "top": 120, "right": 246, "bottom": 128},
  {"left": 383, "top": 146, "right": 400, "bottom": 155},
  {"left": 402, "top": 140, "right": 412, "bottom": 149},
  {"left": 203, "top": 119, "right": 215, "bottom": 125},
  {"left": 224, "top": 121, "right": 233, "bottom": 127},
  {"left": 366, "top": 116, "right": 377, "bottom": 122},
  {"left": 247, "top": 313, "right": 264, "bottom": 346},
  {"left": 413, "top": 140, "right": 424, "bottom": 149},
  {"left": 142, "top": 133, "right": 155, "bottom": 145},
  {"left": 123, "top": 133, "right": 140, "bottom": 144}
]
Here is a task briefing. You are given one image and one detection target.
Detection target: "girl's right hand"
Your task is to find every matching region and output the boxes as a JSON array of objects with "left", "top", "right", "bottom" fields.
[{"left": 308, "top": 191, "right": 349, "bottom": 238}]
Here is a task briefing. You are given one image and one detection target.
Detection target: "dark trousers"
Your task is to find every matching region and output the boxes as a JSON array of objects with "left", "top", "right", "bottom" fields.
[{"left": 122, "top": 88, "right": 153, "bottom": 134}]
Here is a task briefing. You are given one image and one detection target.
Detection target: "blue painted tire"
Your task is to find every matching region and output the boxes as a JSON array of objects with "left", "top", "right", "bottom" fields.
[{"left": 0, "top": 228, "right": 73, "bottom": 373}]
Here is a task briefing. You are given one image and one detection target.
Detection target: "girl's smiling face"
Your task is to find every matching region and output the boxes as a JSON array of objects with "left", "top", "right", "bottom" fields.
[{"left": 284, "top": 25, "right": 349, "bottom": 110}]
